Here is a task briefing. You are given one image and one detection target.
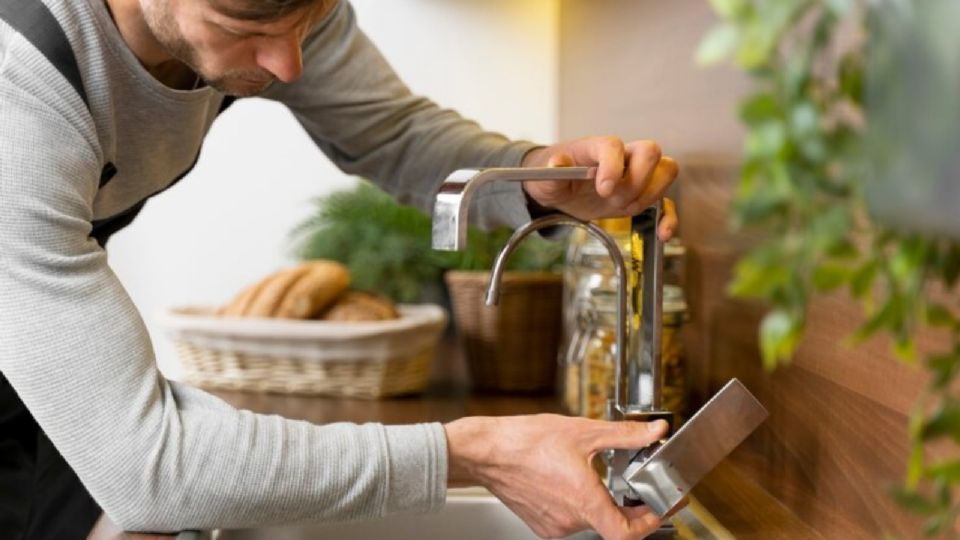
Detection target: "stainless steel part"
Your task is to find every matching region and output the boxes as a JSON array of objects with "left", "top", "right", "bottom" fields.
[
  {"left": 622, "top": 378, "right": 769, "bottom": 517},
  {"left": 624, "top": 202, "right": 664, "bottom": 414},
  {"left": 483, "top": 214, "right": 629, "bottom": 394},
  {"left": 431, "top": 167, "right": 596, "bottom": 251}
]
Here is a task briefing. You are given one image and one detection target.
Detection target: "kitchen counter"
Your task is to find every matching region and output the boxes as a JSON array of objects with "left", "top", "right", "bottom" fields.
[
  {"left": 90, "top": 337, "right": 816, "bottom": 539},
  {"left": 209, "top": 337, "right": 819, "bottom": 539}
]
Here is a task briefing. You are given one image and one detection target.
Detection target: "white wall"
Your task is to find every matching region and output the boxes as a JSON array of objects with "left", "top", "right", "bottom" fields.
[{"left": 107, "top": 0, "right": 560, "bottom": 378}]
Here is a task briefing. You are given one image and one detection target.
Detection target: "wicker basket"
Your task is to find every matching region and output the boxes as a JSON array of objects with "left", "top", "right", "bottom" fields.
[
  {"left": 157, "top": 304, "right": 447, "bottom": 398},
  {"left": 445, "top": 271, "right": 562, "bottom": 393}
]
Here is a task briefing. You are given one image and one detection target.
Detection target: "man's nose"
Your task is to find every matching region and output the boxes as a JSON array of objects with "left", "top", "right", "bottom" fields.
[{"left": 255, "top": 35, "right": 303, "bottom": 83}]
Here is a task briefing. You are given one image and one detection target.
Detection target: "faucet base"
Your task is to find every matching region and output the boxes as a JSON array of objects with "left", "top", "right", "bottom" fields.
[{"left": 604, "top": 408, "right": 674, "bottom": 507}]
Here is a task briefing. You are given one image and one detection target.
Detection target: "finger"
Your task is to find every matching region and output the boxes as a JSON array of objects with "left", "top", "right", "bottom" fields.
[
  {"left": 658, "top": 197, "right": 678, "bottom": 242},
  {"left": 622, "top": 157, "right": 679, "bottom": 216},
  {"left": 584, "top": 489, "right": 661, "bottom": 540},
  {"left": 547, "top": 152, "right": 576, "bottom": 168},
  {"left": 624, "top": 140, "right": 663, "bottom": 194},
  {"left": 585, "top": 419, "right": 668, "bottom": 453},
  {"left": 621, "top": 505, "right": 664, "bottom": 538},
  {"left": 582, "top": 137, "right": 625, "bottom": 198}
]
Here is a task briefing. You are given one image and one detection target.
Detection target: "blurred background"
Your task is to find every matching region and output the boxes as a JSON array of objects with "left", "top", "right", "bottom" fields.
[{"left": 109, "top": 0, "right": 746, "bottom": 378}]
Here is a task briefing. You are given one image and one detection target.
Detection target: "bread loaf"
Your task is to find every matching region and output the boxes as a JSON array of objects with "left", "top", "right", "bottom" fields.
[
  {"left": 321, "top": 291, "right": 399, "bottom": 321},
  {"left": 219, "top": 261, "right": 350, "bottom": 319}
]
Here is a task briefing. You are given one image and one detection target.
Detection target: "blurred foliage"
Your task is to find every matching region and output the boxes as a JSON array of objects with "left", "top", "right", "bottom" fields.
[
  {"left": 700, "top": 0, "right": 960, "bottom": 535},
  {"left": 289, "top": 180, "right": 565, "bottom": 303}
]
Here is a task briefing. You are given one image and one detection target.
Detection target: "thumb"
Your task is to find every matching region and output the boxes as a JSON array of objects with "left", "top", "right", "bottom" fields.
[
  {"left": 588, "top": 419, "right": 668, "bottom": 453},
  {"left": 547, "top": 152, "right": 576, "bottom": 167}
]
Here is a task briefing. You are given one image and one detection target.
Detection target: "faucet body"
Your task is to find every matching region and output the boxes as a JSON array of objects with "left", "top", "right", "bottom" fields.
[
  {"left": 431, "top": 167, "right": 672, "bottom": 503},
  {"left": 431, "top": 166, "right": 770, "bottom": 519}
]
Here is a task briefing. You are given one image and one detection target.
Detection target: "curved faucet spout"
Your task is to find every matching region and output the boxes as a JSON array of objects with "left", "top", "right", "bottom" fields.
[{"left": 483, "top": 214, "right": 631, "bottom": 410}]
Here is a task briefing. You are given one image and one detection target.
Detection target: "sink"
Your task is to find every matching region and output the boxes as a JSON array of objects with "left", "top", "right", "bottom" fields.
[
  {"left": 211, "top": 488, "right": 730, "bottom": 540},
  {"left": 213, "top": 488, "right": 592, "bottom": 540}
]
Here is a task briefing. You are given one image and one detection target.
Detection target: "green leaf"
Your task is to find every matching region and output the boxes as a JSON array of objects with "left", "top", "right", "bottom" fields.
[
  {"left": 812, "top": 263, "right": 851, "bottom": 292},
  {"left": 696, "top": 24, "right": 740, "bottom": 66},
  {"left": 739, "top": 93, "right": 781, "bottom": 126},
  {"left": 707, "top": 0, "right": 749, "bottom": 20},
  {"left": 728, "top": 251, "right": 790, "bottom": 299},
  {"left": 894, "top": 336, "right": 917, "bottom": 363},
  {"left": 925, "top": 304, "right": 957, "bottom": 329},
  {"left": 850, "top": 260, "right": 879, "bottom": 300},
  {"left": 744, "top": 121, "right": 788, "bottom": 159},
  {"left": 942, "top": 244, "right": 960, "bottom": 287},
  {"left": 851, "top": 297, "right": 900, "bottom": 343},
  {"left": 839, "top": 52, "right": 864, "bottom": 104},
  {"left": 824, "top": 0, "right": 853, "bottom": 16},
  {"left": 926, "top": 460, "right": 960, "bottom": 483},
  {"left": 922, "top": 403, "right": 960, "bottom": 444},
  {"left": 760, "top": 309, "right": 804, "bottom": 368},
  {"left": 927, "top": 351, "right": 960, "bottom": 389},
  {"left": 890, "top": 487, "right": 938, "bottom": 515}
]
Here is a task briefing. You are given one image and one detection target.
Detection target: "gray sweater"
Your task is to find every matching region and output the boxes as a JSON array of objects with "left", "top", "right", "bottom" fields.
[{"left": 0, "top": 0, "right": 537, "bottom": 532}]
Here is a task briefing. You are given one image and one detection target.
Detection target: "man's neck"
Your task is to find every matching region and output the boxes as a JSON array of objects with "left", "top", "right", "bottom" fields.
[{"left": 103, "top": 0, "right": 200, "bottom": 90}]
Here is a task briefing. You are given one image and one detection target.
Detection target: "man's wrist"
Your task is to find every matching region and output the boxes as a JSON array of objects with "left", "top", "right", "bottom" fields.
[
  {"left": 520, "top": 145, "right": 550, "bottom": 168},
  {"left": 444, "top": 416, "right": 496, "bottom": 488}
]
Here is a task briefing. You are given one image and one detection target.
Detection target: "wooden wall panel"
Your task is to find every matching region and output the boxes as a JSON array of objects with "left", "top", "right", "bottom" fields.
[{"left": 677, "top": 163, "right": 941, "bottom": 538}]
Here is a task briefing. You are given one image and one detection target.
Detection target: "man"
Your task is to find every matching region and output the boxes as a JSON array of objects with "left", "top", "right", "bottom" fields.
[{"left": 0, "top": 0, "right": 679, "bottom": 539}]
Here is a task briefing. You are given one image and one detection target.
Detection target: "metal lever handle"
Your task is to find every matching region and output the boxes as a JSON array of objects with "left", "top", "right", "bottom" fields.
[
  {"left": 622, "top": 201, "right": 665, "bottom": 413},
  {"left": 432, "top": 167, "right": 596, "bottom": 251}
]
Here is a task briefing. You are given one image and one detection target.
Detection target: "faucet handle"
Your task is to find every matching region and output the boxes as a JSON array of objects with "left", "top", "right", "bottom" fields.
[{"left": 432, "top": 167, "right": 597, "bottom": 251}]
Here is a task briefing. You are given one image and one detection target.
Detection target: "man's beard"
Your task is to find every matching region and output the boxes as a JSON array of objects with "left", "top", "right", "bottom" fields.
[{"left": 143, "top": 3, "right": 276, "bottom": 97}]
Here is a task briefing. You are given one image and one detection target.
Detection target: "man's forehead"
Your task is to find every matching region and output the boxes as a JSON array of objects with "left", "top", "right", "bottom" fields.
[{"left": 204, "top": 0, "right": 327, "bottom": 22}]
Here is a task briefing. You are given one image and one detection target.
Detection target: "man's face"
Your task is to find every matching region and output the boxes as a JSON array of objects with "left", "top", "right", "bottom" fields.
[{"left": 139, "top": 0, "right": 333, "bottom": 96}]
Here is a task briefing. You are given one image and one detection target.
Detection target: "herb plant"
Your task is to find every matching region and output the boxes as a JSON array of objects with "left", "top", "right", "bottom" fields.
[{"left": 289, "top": 180, "right": 565, "bottom": 303}]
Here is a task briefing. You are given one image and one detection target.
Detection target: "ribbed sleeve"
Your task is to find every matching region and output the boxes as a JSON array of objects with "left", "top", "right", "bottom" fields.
[
  {"left": 263, "top": 1, "right": 540, "bottom": 231},
  {"left": 0, "top": 23, "right": 447, "bottom": 533}
]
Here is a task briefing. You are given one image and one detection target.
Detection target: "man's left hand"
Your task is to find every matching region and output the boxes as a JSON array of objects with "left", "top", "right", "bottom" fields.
[{"left": 521, "top": 136, "right": 679, "bottom": 241}]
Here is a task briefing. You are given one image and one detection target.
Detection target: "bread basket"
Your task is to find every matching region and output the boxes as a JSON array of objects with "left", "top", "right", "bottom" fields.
[{"left": 157, "top": 304, "right": 447, "bottom": 398}]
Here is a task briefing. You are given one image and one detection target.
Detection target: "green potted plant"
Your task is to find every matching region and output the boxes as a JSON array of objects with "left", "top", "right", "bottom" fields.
[{"left": 289, "top": 180, "right": 567, "bottom": 393}]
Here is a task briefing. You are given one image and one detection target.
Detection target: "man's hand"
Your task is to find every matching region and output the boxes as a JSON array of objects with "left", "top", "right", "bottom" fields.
[
  {"left": 445, "top": 414, "right": 670, "bottom": 540},
  {"left": 521, "top": 137, "right": 679, "bottom": 241}
]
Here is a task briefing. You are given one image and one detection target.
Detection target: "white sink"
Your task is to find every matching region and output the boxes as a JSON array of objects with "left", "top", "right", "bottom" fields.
[
  {"left": 209, "top": 488, "right": 727, "bottom": 540},
  {"left": 214, "top": 488, "right": 599, "bottom": 540}
]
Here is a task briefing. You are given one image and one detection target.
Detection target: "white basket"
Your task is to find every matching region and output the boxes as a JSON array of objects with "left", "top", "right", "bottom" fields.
[{"left": 157, "top": 304, "right": 448, "bottom": 398}]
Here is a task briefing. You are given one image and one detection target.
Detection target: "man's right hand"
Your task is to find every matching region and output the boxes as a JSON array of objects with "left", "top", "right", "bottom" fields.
[{"left": 444, "top": 414, "right": 669, "bottom": 540}]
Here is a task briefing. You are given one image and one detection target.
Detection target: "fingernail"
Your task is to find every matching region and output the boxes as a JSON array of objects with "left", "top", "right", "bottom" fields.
[
  {"left": 600, "top": 179, "right": 615, "bottom": 194},
  {"left": 648, "top": 420, "right": 668, "bottom": 433}
]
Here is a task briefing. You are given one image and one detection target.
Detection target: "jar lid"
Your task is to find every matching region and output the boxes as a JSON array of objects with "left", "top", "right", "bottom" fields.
[
  {"left": 663, "top": 285, "right": 687, "bottom": 314},
  {"left": 588, "top": 285, "right": 687, "bottom": 314}
]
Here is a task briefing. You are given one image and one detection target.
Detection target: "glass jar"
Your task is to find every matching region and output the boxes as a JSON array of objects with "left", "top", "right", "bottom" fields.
[
  {"left": 660, "top": 284, "right": 688, "bottom": 417},
  {"left": 561, "top": 292, "right": 619, "bottom": 419},
  {"left": 560, "top": 218, "right": 689, "bottom": 419}
]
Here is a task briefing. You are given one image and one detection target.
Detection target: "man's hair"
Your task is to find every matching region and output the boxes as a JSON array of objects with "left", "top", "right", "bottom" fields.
[{"left": 209, "top": 0, "right": 332, "bottom": 22}]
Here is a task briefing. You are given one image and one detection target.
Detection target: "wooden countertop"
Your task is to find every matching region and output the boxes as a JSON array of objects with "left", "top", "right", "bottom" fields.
[
  {"left": 91, "top": 337, "right": 814, "bottom": 539},
  {"left": 208, "top": 337, "right": 817, "bottom": 539}
]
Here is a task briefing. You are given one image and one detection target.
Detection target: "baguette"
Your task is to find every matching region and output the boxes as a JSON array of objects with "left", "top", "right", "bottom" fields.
[
  {"left": 219, "top": 260, "right": 350, "bottom": 319},
  {"left": 273, "top": 261, "right": 351, "bottom": 319}
]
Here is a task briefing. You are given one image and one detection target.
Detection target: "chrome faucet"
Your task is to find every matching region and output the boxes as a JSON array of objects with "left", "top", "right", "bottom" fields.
[
  {"left": 431, "top": 167, "right": 671, "bottom": 500},
  {"left": 431, "top": 167, "right": 770, "bottom": 519},
  {"left": 431, "top": 167, "right": 661, "bottom": 414}
]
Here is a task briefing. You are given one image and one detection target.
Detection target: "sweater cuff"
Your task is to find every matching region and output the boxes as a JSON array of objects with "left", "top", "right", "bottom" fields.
[{"left": 383, "top": 423, "right": 448, "bottom": 515}]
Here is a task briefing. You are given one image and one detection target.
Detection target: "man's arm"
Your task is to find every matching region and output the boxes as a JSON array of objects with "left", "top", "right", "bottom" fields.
[
  {"left": 262, "top": 1, "right": 539, "bottom": 231},
  {"left": 0, "top": 53, "right": 446, "bottom": 532}
]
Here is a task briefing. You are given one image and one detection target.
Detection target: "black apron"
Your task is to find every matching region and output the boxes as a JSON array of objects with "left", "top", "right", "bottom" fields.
[{"left": 0, "top": 2, "right": 234, "bottom": 537}]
